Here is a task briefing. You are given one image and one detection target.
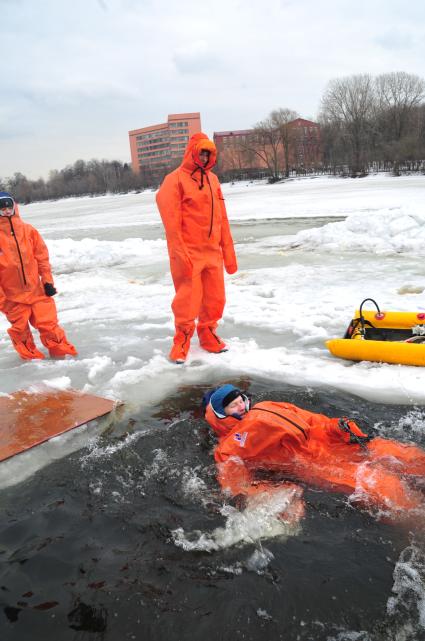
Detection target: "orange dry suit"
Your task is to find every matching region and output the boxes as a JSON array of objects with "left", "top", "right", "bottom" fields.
[
  {"left": 0, "top": 204, "right": 76, "bottom": 360},
  {"left": 156, "top": 133, "right": 237, "bottom": 349},
  {"left": 205, "top": 401, "right": 425, "bottom": 517}
]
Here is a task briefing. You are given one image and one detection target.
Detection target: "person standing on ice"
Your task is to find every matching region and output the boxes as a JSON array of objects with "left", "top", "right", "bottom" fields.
[
  {"left": 0, "top": 192, "right": 77, "bottom": 360},
  {"left": 203, "top": 384, "right": 425, "bottom": 521},
  {"left": 156, "top": 133, "right": 237, "bottom": 364}
]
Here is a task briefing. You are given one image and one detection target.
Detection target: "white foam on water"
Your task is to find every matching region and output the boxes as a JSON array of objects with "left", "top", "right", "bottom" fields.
[
  {"left": 215, "top": 564, "right": 243, "bottom": 576},
  {"left": 80, "top": 430, "right": 145, "bottom": 465},
  {"left": 387, "top": 542, "right": 425, "bottom": 632},
  {"left": 256, "top": 608, "right": 273, "bottom": 621},
  {"left": 171, "top": 486, "right": 302, "bottom": 552},
  {"left": 245, "top": 547, "right": 275, "bottom": 573},
  {"left": 326, "top": 632, "right": 371, "bottom": 641},
  {"left": 389, "top": 410, "right": 425, "bottom": 443},
  {"left": 141, "top": 448, "right": 169, "bottom": 480},
  {"left": 181, "top": 466, "right": 209, "bottom": 504}
]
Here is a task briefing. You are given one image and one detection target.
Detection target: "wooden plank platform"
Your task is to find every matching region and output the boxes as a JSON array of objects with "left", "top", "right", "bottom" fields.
[{"left": 0, "top": 389, "right": 117, "bottom": 462}]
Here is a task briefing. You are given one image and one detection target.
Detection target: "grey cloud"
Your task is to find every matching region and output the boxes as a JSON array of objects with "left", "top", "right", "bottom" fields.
[
  {"left": 173, "top": 41, "right": 221, "bottom": 74},
  {"left": 2, "top": 0, "right": 425, "bottom": 179},
  {"left": 376, "top": 30, "right": 415, "bottom": 50}
]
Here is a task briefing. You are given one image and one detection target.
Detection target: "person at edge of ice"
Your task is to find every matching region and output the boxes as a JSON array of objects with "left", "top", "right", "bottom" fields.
[
  {"left": 203, "top": 384, "right": 425, "bottom": 523},
  {"left": 156, "top": 133, "right": 237, "bottom": 364},
  {"left": 0, "top": 192, "right": 77, "bottom": 360}
]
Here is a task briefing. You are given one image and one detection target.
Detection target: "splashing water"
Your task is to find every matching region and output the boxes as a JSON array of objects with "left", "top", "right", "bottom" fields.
[{"left": 172, "top": 486, "right": 302, "bottom": 552}]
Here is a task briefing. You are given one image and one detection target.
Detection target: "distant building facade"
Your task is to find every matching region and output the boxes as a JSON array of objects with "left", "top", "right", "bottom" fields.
[
  {"left": 129, "top": 113, "right": 201, "bottom": 180},
  {"left": 289, "top": 118, "right": 322, "bottom": 169},
  {"left": 214, "top": 118, "right": 322, "bottom": 179},
  {"left": 213, "top": 129, "right": 267, "bottom": 179}
]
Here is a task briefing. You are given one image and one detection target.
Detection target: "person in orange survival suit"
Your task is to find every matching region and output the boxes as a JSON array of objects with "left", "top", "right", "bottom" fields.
[
  {"left": 0, "top": 192, "right": 77, "bottom": 360},
  {"left": 156, "top": 133, "right": 237, "bottom": 364},
  {"left": 203, "top": 384, "right": 425, "bottom": 521}
]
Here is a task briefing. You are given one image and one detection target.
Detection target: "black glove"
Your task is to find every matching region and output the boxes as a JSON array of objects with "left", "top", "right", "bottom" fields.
[{"left": 44, "top": 283, "right": 57, "bottom": 297}]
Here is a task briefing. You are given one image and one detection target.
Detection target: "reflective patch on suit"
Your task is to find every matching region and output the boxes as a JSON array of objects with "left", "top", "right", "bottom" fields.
[{"left": 234, "top": 432, "right": 248, "bottom": 447}]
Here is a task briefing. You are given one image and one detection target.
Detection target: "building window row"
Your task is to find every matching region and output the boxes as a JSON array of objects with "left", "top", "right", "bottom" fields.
[
  {"left": 137, "top": 136, "right": 169, "bottom": 145},
  {"left": 170, "top": 128, "right": 189, "bottom": 135},
  {"left": 169, "top": 121, "right": 189, "bottom": 128},
  {"left": 136, "top": 131, "right": 168, "bottom": 141},
  {"left": 138, "top": 142, "right": 170, "bottom": 152},
  {"left": 136, "top": 131, "right": 188, "bottom": 148},
  {"left": 138, "top": 149, "right": 171, "bottom": 158},
  {"left": 169, "top": 135, "right": 189, "bottom": 143}
]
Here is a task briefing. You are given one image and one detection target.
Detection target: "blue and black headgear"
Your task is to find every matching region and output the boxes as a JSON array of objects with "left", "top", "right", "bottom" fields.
[
  {"left": 203, "top": 384, "right": 251, "bottom": 419},
  {"left": 0, "top": 191, "right": 15, "bottom": 217}
]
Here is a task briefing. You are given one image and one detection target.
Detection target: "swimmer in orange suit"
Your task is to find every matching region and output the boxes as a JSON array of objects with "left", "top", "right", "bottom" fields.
[{"left": 204, "top": 384, "right": 425, "bottom": 521}]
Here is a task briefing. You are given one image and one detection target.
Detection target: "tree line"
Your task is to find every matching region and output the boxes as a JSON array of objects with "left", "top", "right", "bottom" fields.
[
  {"left": 320, "top": 71, "right": 425, "bottom": 176},
  {"left": 0, "top": 159, "right": 148, "bottom": 204},
  {"left": 215, "top": 71, "right": 425, "bottom": 181},
  {"left": 2, "top": 71, "right": 425, "bottom": 203}
]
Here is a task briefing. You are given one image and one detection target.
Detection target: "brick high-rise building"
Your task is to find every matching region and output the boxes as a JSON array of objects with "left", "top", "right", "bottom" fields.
[
  {"left": 289, "top": 118, "right": 322, "bottom": 169},
  {"left": 129, "top": 113, "right": 201, "bottom": 177},
  {"left": 214, "top": 118, "right": 322, "bottom": 179}
]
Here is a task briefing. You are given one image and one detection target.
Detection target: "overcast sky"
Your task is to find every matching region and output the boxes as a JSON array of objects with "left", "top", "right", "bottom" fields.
[{"left": 1, "top": 0, "right": 425, "bottom": 180}]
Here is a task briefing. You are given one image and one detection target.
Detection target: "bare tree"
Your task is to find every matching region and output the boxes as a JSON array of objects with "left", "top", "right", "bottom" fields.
[
  {"left": 271, "top": 108, "right": 299, "bottom": 176},
  {"left": 249, "top": 117, "right": 282, "bottom": 181},
  {"left": 375, "top": 72, "right": 425, "bottom": 174},
  {"left": 321, "top": 74, "right": 376, "bottom": 175},
  {"left": 376, "top": 72, "right": 425, "bottom": 139},
  {"left": 215, "top": 135, "right": 249, "bottom": 179}
]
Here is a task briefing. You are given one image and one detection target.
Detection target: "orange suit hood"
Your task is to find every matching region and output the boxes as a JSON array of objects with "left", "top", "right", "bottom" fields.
[
  {"left": 205, "top": 403, "right": 242, "bottom": 438},
  {"left": 180, "top": 133, "right": 217, "bottom": 173}
]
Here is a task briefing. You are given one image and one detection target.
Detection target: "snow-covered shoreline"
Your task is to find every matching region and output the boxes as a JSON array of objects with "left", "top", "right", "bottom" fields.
[{"left": 1, "top": 174, "right": 425, "bottom": 410}]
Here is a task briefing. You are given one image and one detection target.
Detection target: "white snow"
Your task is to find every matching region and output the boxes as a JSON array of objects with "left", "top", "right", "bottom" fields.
[{"left": 1, "top": 173, "right": 425, "bottom": 414}]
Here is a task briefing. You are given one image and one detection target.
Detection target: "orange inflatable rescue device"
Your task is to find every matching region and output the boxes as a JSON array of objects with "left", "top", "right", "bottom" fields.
[{"left": 0, "top": 388, "right": 119, "bottom": 462}]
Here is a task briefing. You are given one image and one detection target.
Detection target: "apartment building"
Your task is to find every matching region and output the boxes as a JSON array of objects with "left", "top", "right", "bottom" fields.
[{"left": 128, "top": 113, "right": 201, "bottom": 176}]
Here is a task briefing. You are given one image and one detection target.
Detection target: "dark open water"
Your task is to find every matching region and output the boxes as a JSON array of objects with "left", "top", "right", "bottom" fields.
[{"left": 1, "top": 378, "right": 425, "bottom": 641}]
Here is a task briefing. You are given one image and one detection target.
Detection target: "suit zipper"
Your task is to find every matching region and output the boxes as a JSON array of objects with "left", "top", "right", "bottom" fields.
[
  {"left": 251, "top": 407, "right": 308, "bottom": 440},
  {"left": 206, "top": 174, "right": 214, "bottom": 238},
  {"left": 8, "top": 218, "right": 27, "bottom": 285}
]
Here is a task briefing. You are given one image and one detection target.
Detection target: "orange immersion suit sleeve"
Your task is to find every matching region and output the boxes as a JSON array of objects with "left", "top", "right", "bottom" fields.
[
  {"left": 156, "top": 174, "right": 193, "bottom": 278},
  {"left": 217, "top": 187, "right": 237, "bottom": 275},
  {"left": 0, "top": 284, "right": 6, "bottom": 311},
  {"left": 31, "top": 226, "right": 54, "bottom": 285}
]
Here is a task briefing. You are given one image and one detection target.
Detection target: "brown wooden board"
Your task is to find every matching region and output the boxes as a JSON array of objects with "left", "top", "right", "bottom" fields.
[{"left": 0, "top": 389, "right": 117, "bottom": 462}]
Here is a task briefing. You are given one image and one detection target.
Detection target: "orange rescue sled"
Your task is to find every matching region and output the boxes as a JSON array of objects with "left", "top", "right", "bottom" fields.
[{"left": 0, "top": 388, "right": 117, "bottom": 462}]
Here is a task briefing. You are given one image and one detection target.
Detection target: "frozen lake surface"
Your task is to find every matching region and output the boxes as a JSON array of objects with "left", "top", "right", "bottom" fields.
[{"left": 2, "top": 173, "right": 425, "bottom": 407}]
